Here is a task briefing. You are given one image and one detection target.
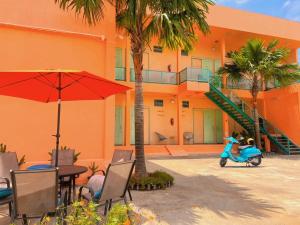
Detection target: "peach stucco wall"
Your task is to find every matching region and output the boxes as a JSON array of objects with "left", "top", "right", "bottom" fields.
[
  {"left": 0, "top": 1, "right": 117, "bottom": 174},
  {"left": 264, "top": 84, "right": 300, "bottom": 145}
]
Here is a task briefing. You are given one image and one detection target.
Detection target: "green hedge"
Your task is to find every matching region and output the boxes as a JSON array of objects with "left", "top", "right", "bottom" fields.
[{"left": 129, "top": 171, "right": 174, "bottom": 191}]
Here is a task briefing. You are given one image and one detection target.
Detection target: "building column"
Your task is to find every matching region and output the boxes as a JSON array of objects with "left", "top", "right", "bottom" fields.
[
  {"left": 177, "top": 95, "right": 183, "bottom": 145},
  {"left": 103, "top": 38, "right": 116, "bottom": 161},
  {"left": 125, "top": 37, "right": 131, "bottom": 82},
  {"left": 221, "top": 39, "right": 230, "bottom": 138},
  {"left": 125, "top": 90, "right": 132, "bottom": 146}
]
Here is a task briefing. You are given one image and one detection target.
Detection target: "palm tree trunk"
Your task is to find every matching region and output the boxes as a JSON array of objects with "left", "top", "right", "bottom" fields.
[
  {"left": 131, "top": 34, "right": 147, "bottom": 178},
  {"left": 253, "top": 101, "right": 262, "bottom": 149},
  {"left": 251, "top": 77, "right": 262, "bottom": 149}
]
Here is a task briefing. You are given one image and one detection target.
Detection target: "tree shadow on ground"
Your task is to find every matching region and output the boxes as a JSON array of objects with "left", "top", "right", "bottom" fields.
[{"left": 132, "top": 160, "right": 281, "bottom": 225}]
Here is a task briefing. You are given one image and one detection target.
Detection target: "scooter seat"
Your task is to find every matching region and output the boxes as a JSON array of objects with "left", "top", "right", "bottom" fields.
[{"left": 238, "top": 145, "right": 253, "bottom": 150}]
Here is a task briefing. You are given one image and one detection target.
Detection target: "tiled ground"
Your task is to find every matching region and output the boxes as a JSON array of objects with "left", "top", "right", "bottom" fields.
[
  {"left": 133, "top": 155, "right": 300, "bottom": 225},
  {"left": 1, "top": 154, "right": 300, "bottom": 225}
]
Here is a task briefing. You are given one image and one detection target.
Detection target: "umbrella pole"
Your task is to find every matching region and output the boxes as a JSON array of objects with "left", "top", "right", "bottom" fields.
[{"left": 55, "top": 73, "right": 62, "bottom": 167}]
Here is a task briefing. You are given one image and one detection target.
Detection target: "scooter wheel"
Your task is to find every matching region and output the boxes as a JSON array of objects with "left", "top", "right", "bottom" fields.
[
  {"left": 220, "top": 158, "right": 227, "bottom": 167},
  {"left": 250, "top": 156, "right": 262, "bottom": 166}
]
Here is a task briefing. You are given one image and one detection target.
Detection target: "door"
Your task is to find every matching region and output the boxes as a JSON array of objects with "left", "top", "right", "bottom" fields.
[
  {"left": 191, "top": 57, "right": 202, "bottom": 68},
  {"left": 193, "top": 109, "right": 204, "bottom": 144},
  {"left": 130, "top": 107, "right": 135, "bottom": 144},
  {"left": 202, "top": 59, "right": 213, "bottom": 71},
  {"left": 115, "top": 106, "right": 124, "bottom": 145},
  {"left": 115, "top": 48, "right": 124, "bottom": 80},
  {"left": 214, "top": 59, "right": 222, "bottom": 74},
  {"left": 216, "top": 110, "right": 224, "bottom": 143},
  {"left": 144, "top": 107, "right": 150, "bottom": 144},
  {"left": 202, "top": 59, "right": 213, "bottom": 81},
  {"left": 203, "top": 109, "right": 215, "bottom": 144},
  {"left": 115, "top": 48, "right": 123, "bottom": 67},
  {"left": 130, "top": 107, "right": 150, "bottom": 145}
]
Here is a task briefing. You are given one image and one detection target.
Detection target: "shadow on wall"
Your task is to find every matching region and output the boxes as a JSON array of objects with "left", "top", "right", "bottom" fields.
[{"left": 133, "top": 161, "right": 281, "bottom": 225}]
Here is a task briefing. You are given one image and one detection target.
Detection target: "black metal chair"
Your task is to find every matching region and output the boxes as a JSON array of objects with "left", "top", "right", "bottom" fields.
[
  {"left": 78, "top": 160, "right": 135, "bottom": 216},
  {"left": 51, "top": 149, "right": 75, "bottom": 167},
  {"left": 98, "top": 150, "right": 134, "bottom": 200},
  {"left": 183, "top": 132, "right": 194, "bottom": 144},
  {"left": 155, "top": 132, "right": 168, "bottom": 142},
  {"left": 100, "top": 150, "right": 133, "bottom": 175},
  {"left": 10, "top": 168, "right": 67, "bottom": 224},
  {"left": 51, "top": 149, "right": 75, "bottom": 202},
  {"left": 0, "top": 152, "right": 19, "bottom": 217},
  {"left": 78, "top": 150, "right": 134, "bottom": 202}
]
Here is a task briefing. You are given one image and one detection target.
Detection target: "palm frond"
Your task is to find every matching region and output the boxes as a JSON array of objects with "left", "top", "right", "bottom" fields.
[
  {"left": 218, "top": 39, "right": 300, "bottom": 90},
  {"left": 55, "top": 0, "right": 105, "bottom": 25},
  {"left": 123, "top": 0, "right": 215, "bottom": 51}
]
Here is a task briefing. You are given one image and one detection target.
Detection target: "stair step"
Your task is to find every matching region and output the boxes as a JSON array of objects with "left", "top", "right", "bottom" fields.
[{"left": 289, "top": 151, "right": 300, "bottom": 154}]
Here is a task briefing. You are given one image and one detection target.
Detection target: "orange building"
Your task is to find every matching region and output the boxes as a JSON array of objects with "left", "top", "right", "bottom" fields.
[{"left": 0, "top": 1, "right": 299, "bottom": 172}]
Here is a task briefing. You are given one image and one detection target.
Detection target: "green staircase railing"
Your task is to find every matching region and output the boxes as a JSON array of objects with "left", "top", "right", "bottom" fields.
[{"left": 205, "top": 77, "right": 300, "bottom": 155}]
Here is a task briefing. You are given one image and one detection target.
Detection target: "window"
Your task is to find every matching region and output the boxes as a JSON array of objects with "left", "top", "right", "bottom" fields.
[
  {"left": 153, "top": 46, "right": 163, "bottom": 53},
  {"left": 154, "top": 99, "right": 164, "bottom": 107},
  {"left": 182, "top": 101, "right": 189, "bottom": 108},
  {"left": 181, "top": 50, "right": 189, "bottom": 56}
]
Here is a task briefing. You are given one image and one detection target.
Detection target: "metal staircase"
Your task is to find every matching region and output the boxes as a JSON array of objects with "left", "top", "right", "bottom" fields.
[{"left": 205, "top": 78, "right": 300, "bottom": 155}]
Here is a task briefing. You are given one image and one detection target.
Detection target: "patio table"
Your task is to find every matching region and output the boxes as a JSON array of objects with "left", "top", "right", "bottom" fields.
[{"left": 58, "top": 165, "right": 88, "bottom": 204}]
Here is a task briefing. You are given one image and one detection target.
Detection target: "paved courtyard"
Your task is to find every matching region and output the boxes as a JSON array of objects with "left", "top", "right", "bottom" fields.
[
  {"left": 133, "top": 155, "right": 300, "bottom": 225},
  {"left": 1, "top": 155, "right": 300, "bottom": 225}
]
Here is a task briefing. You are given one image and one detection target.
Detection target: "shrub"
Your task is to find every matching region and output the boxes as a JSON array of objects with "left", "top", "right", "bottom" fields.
[
  {"left": 129, "top": 170, "right": 174, "bottom": 190},
  {"left": 105, "top": 203, "right": 130, "bottom": 225},
  {"left": 10, "top": 201, "right": 136, "bottom": 225},
  {"left": 88, "top": 162, "right": 101, "bottom": 178},
  {"left": 64, "top": 201, "right": 101, "bottom": 225}
]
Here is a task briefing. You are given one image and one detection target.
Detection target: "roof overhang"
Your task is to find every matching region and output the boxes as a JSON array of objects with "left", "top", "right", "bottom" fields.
[{"left": 207, "top": 5, "right": 300, "bottom": 43}]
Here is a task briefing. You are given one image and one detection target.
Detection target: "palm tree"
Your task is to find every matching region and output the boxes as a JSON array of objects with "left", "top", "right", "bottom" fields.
[
  {"left": 218, "top": 39, "right": 300, "bottom": 149},
  {"left": 55, "top": 0, "right": 214, "bottom": 177}
]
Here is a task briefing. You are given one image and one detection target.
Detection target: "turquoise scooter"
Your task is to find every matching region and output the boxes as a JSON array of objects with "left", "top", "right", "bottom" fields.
[{"left": 220, "top": 136, "right": 262, "bottom": 167}]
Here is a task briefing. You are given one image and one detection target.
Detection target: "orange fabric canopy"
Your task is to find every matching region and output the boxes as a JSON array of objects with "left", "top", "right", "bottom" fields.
[{"left": 0, "top": 70, "right": 130, "bottom": 102}]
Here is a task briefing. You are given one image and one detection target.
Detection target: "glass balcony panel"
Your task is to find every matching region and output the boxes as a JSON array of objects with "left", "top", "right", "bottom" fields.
[
  {"left": 179, "top": 67, "right": 212, "bottom": 83},
  {"left": 130, "top": 69, "right": 177, "bottom": 84},
  {"left": 226, "top": 78, "right": 263, "bottom": 90},
  {"left": 115, "top": 67, "right": 126, "bottom": 81}
]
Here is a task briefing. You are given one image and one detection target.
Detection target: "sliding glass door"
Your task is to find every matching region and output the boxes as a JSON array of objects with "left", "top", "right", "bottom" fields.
[{"left": 193, "top": 108, "right": 223, "bottom": 144}]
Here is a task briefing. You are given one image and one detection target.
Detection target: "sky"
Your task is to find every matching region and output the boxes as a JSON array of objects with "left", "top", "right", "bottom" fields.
[
  {"left": 215, "top": 0, "right": 300, "bottom": 22},
  {"left": 215, "top": 0, "right": 300, "bottom": 63}
]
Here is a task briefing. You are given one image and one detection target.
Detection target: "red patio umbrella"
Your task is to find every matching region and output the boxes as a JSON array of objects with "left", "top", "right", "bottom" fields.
[{"left": 0, "top": 70, "right": 130, "bottom": 166}]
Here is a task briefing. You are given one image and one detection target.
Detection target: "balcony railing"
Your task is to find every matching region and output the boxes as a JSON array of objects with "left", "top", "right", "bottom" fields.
[
  {"left": 130, "top": 69, "right": 177, "bottom": 84},
  {"left": 179, "top": 68, "right": 212, "bottom": 84},
  {"left": 115, "top": 67, "right": 126, "bottom": 81},
  {"left": 266, "top": 78, "right": 281, "bottom": 90},
  {"left": 226, "top": 78, "right": 263, "bottom": 90}
]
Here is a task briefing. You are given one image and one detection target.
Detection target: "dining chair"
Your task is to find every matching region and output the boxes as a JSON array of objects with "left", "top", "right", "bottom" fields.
[
  {"left": 100, "top": 150, "right": 133, "bottom": 175},
  {"left": 51, "top": 149, "right": 75, "bottom": 200},
  {"left": 78, "top": 160, "right": 135, "bottom": 216},
  {"left": 51, "top": 149, "right": 75, "bottom": 166},
  {"left": 0, "top": 152, "right": 19, "bottom": 217},
  {"left": 96, "top": 150, "right": 134, "bottom": 200},
  {"left": 10, "top": 168, "right": 66, "bottom": 224}
]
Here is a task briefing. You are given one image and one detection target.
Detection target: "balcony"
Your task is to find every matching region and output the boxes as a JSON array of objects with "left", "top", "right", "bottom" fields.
[
  {"left": 226, "top": 78, "right": 262, "bottom": 90},
  {"left": 179, "top": 68, "right": 212, "bottom": 84},
  {"left": 115, "top": 67, "right": 126, "bottom": 81},
  {"left": 130, "top": 69, "right": 177, "bottom": 84}
]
